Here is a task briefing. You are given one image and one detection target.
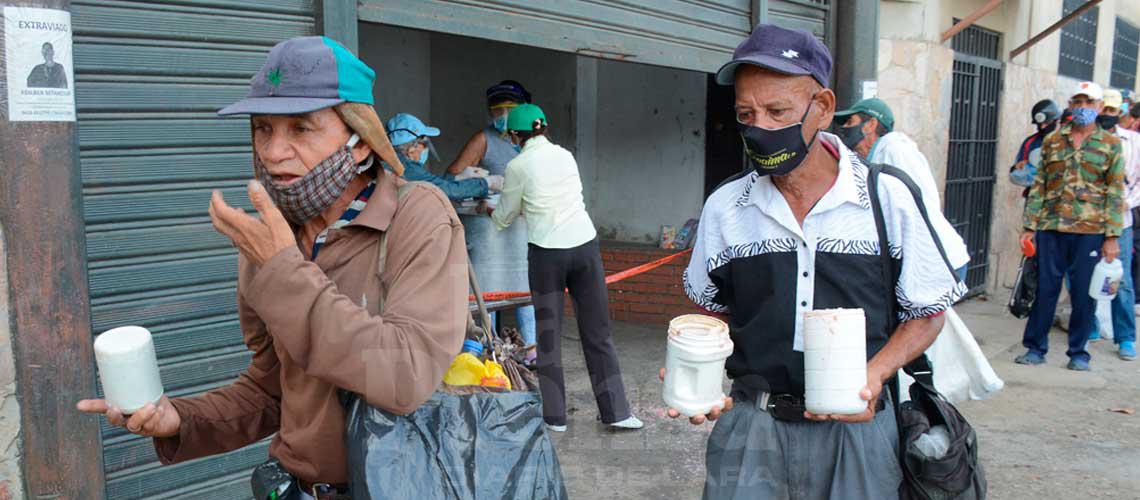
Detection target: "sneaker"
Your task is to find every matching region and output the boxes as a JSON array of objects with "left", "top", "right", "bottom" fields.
[
  {"left": 1014, "top": 351, "right": 1046, "bottom": 365},
  {"left": 1089, "top": 331, "right": 1101, "bottom": 341},
  {"left": 1120, "top": 341, "right": 1137, "bottom": 361},
  {"left": 1066, "top": 359, "right": 1091, "bottom": 371},
  {"left": 546, "top": 424, "right": 567, "bottom": 433},
  {"left": 608, "top": 416, "right": 644, "bottom": 430}
]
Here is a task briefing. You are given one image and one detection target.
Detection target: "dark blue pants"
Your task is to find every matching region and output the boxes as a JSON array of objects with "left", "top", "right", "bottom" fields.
[{"left": 1022, "top": 231, "right": 1103, "bottom": 362}]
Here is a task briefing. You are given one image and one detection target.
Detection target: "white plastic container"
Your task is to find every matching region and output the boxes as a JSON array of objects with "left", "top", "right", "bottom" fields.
[
  {"left": 803, "top": 308, "right": 867, "bottom": 415},
  {"left": 94, "top": 326, "right": 165, "bottom": 414},
  {"left": 1089, "top": 257, "right": 1124, "bottom": 300},
  {"left": 663, "top": 314, "right": 734, "bottom": 417}
]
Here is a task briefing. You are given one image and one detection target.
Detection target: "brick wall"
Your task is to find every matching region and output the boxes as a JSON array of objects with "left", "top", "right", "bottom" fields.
[{"left": 563, "top": 241, "right": 706, "bottom": 325}]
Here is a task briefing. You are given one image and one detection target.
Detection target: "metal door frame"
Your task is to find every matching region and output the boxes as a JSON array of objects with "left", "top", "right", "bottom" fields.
[{"left": 946, "top": 24, "right": 1003, "bottom": 297}]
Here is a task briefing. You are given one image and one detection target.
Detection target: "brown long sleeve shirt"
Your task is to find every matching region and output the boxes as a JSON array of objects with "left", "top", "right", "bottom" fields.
[{"left": 153, "top": 173, "right": 468, "bottom": 485}]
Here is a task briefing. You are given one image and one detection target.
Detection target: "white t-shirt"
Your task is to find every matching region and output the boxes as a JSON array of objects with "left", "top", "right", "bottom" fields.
[
  {"left": 869, "top": 132, "right": 971, "bottom": 269},
  {"left": 491, "top": 135, "right": 597, "bottom": 249}
]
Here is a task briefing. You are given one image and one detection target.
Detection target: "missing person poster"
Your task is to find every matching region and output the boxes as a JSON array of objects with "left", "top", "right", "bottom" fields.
[{"left": 4, "top": 7, "right": 75, "bottom": 121}]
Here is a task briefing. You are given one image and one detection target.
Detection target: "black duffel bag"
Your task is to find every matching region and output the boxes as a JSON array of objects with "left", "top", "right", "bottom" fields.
[
  {"left": 895, "top": 360, "right": 987, "bottom": 500},
  {"left": 1008, "top": 255, "right": 1037, "bottom": 319}
]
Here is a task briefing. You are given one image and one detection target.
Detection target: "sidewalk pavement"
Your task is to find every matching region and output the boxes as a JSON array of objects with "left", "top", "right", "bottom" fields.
[{"left": 547, "top": 297, "right": 1140, "bottom": 499}]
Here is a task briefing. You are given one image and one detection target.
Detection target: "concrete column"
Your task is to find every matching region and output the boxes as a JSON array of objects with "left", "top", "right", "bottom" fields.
[
  {"left": 834, "top": 0, "right": 880, "bottom": 108},
  {"left": 0, "top": 0, "right": 105, "bottom": 497},
  {"left": 574, "top": 55, "right": 599, "bottom": 209},
  {"left": 320, "top": 0, "right": 358, "bottom": 52}
]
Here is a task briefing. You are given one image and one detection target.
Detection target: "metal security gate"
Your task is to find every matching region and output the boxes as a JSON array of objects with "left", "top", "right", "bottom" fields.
[
  {"left": 72, "top": 1, "right": 317, "bottom": 498},
  {"left": 946, "top": 23, "right": 1002, "bottom": 296}
]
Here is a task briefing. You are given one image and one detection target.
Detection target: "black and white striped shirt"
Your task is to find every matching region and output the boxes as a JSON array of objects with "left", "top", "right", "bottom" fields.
[{"left": 683, "top": 132, "right": 967, "bottom": 396}]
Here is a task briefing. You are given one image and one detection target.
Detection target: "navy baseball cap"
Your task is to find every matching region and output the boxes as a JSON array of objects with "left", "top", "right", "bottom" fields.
[
  {"left": 218, "top": 36, "right": 375, "bottom": 115},
  {"left": 715, "top": 24, "right": 832, "bottom": 87}
]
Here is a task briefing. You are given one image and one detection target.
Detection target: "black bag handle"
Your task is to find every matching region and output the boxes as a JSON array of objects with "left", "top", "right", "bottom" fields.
[{"left": 866, "top": 163, "right": 958, "bottom": 389}]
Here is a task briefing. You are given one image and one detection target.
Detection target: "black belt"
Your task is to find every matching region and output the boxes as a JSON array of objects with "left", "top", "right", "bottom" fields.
[{"left": 733, "top": 381, "right": 886, "bottom": 423}]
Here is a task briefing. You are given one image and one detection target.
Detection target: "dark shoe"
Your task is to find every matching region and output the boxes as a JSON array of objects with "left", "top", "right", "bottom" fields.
[
  {"left": 1066, "top": 359, "right": 1091, "bottom": 371},
  {"left": 1015, "top": 351, "right": 1046, "bottom": 365}
]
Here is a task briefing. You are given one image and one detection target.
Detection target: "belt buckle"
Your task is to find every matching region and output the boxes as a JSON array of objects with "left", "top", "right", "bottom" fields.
[
  {"left": 311, "top": 483, "right": 335, "bottom": 499},
  {"left": 767, "top": 394, "right": 806, "bottom": 422}
]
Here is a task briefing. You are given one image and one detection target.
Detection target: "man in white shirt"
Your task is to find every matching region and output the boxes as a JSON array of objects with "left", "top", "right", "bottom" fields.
[
  {"left": 482, "top": 103, "right": 643, "bottom": 432},
  {"left": 833, "top": 98, "right": 972, "bottom": 279},
  {"left": 1098, "top": 88, "right": 1140, "bottom": 360}
]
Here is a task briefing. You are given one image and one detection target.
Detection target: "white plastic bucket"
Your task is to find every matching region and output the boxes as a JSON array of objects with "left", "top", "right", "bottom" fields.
[{"left": 662, "top": 314, "right": 734, "bottom": 417}]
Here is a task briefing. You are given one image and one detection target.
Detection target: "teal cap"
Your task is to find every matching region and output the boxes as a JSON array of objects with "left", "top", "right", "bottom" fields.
[
  {"left": 506, "top": 103, "right": 547, "bottom": 132},
  {"left": 834, "top": 97, "right": 894, "bottom": 131},
  {"left": 218, "top": 36, "right": 375, "bottom": 115},
  {"left": 386, "top": 113, "right": 440, "bottom": 147}
]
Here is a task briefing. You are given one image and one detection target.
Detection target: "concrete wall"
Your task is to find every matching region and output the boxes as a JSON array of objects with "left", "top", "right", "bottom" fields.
[
  {"left": 358, "top": 23, "right": 431, "bottom": 121},
  {"left": 875, "top": 38, "right": 955, "bottom": 197},
  {"left": 428, "top": 33, "right": 577, "bottom": 167},
  {"left": 590, "top": 60, "right": 706, "bottom": 243},
  {"left": 0, "top": 227, "right": 25, "bottom": 500}
]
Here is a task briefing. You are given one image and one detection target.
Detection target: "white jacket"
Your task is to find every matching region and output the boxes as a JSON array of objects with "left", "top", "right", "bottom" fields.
[{"left": 869, "top": 132, "right": 972, "bottom": 269}]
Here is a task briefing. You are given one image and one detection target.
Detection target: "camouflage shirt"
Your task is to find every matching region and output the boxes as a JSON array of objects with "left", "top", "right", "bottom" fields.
[{"left": 1023, "top": 124, "right": 1126, "bottom": 237}]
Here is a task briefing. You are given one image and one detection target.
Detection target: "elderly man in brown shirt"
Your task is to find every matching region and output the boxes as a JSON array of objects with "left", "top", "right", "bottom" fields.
[{"left": 77, "top": 37, "right": 468, "bottom": 499}]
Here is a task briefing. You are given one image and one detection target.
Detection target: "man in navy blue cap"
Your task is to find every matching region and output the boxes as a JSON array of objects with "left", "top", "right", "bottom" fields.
[{"left": 673, "top": 24, "right": 968, "bottom": 498}]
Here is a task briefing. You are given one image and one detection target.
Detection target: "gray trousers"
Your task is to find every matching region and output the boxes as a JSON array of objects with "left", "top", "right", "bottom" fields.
[
  {"left": 703, "top": 388, "right": 902, "bottom": 500},
  {"left": 528, "top": 239, "right": 631, "bottom": 426}
]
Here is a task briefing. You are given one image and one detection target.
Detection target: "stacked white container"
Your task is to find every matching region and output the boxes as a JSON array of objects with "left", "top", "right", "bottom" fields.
[
  {"left": 803, "top": 308, "right": 867, "bottom": 415},
  {"left": 662, "top": 314, "right": 734, "bottom": 417}
]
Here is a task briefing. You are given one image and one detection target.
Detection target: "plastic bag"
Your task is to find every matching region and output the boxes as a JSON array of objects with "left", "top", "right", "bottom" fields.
[
  {"left": 1009, "top": 164, "right": 1037, "bottom": 187},
  {"left": 344, "top": 391, "right": 568, "bottom": 500},
  {"left": 899, "top": 309, "right": 1004, "bottom": 404},
  {"left": 1008, "top": 255, "right": 1037, "bottom": 319}
]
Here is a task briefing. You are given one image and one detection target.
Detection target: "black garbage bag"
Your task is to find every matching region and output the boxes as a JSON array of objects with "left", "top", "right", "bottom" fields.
[
  {"left": 897, "top": 374, "right": 987, "bottom": 500},
  {"left": 1008, "top": 255, "right": 1037, "bottom": 319},
  {"left": 344, "top": 390, "right": 568, "bottom": 500}
]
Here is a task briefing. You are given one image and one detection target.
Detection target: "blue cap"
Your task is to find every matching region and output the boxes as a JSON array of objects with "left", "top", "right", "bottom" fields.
[
  {"left": 386, "top": 113, "right": 441, "bottom": 147},
  {"left": 715, "top": 24, "right": 832, "bottom": 88},
  {"left": 218, "top": 36, "right": 375, "bottom": 116},
  {"left": 461, "top": 340, "right": 484, "bottom": 356}
]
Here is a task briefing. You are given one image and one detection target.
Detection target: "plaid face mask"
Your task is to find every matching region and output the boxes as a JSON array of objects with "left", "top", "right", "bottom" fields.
[{"left": 255, "top": 134, "right": 366, "bottom": 225}]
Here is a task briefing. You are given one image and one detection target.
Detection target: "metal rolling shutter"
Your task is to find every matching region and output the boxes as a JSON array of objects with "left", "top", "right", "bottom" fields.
[
  {"left": 73, "top": 1, "right": 316, "bottom": 498},
  {"left": 359, "top": 0, "right": 832, "bottom": 73},
  {"left": 768, "top": 0, "right": 834, "bottom": 48},
  {"left": 359, "top": 0, "right": 754, "bottom": 73}
]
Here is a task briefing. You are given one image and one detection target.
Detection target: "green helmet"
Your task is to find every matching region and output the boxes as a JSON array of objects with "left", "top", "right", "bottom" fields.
[{"left": 507, "top": 103, "right": 547, "bottom": 132}]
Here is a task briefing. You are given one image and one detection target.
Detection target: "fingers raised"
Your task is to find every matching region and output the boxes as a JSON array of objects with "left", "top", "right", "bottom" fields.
[{"left": 247, "top": 180, "right": 289, "bottom": 229}]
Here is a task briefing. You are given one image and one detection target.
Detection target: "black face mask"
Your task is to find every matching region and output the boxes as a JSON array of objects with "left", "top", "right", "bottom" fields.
[
  {"left": 1037, "top": 120, "right": 1058, "bottom": 134},
  {"left": 835, "top": 123, "right": 865, "bottom": 152},
  {"left": 739, "top": 99, "right": 819, "bottom": 177},
  {"left": 1097, "top": 114, "right": 1120, "bottom": 130}
]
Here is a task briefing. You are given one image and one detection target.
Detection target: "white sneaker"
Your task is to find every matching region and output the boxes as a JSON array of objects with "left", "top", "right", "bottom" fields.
[
  {"left": 546, "top": 424, "right": 566, "bottom": 433},
  {"left": 608, "top": 416, "right": 644, "bottom": 430}
]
